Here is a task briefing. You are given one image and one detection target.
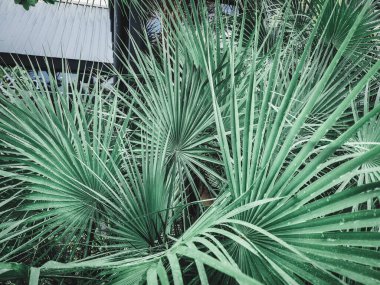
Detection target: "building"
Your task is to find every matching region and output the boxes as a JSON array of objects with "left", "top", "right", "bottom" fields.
[{"left": 0, "top": 0, "right": 113, "bottom": 73}]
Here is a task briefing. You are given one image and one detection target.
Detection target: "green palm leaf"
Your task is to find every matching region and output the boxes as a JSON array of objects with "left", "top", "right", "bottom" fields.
[{"left": 1, "top": 0, "right": 380, "bottom": 284}]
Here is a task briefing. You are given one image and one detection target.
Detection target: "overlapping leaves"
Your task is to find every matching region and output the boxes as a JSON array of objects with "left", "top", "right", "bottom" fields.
[{"left": 1, "top": 0, "right": 380, "bottom": 284}]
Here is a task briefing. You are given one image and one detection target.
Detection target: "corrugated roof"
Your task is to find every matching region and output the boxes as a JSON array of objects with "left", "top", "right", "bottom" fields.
[
  {"left": 59, "top": 0, "right": 108, "bottom": 8},
  {"left": 0, "top": 1, "right": 113, "bottom": 63}
]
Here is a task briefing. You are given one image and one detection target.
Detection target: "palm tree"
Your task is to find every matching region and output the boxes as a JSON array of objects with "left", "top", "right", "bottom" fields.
[{"left": 1, "top": 0, "right": 380, "bottom": 284}]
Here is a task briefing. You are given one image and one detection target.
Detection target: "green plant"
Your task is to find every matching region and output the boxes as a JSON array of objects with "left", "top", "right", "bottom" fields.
[
  {"left": 1, "top": 0, "right": 380, "bottom": 284},
  {"left": 14, "top": 0, "right": 55, "bottom": 10}
]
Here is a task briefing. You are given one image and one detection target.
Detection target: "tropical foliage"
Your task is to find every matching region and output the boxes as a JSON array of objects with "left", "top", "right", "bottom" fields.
[
  {"left": 1, "top": 0, "right": 380, "bottom": 284},
  {"left": 14, "top": 0, "right": 55, "bottom": 10}
]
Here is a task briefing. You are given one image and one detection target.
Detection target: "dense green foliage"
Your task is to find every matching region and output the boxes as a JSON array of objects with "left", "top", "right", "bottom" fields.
[
  {"left": 14, "top": 0, "right": 55, "bottom": 10},
  {"left": 1, "top": 0, "right": 380, "bottom": 284}
]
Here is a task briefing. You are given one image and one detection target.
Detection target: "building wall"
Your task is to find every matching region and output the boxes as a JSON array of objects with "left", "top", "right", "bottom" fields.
[{"left": 0, "top": 1, "right": 113, "bottom": 63}]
